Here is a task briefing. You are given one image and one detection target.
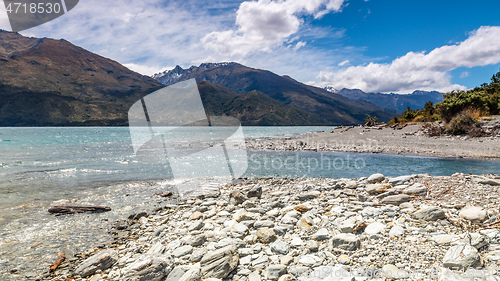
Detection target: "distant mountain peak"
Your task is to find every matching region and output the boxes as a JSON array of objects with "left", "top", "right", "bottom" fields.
[
  {"left": 152, "top": 62, "right": 242, "bottom": 85},
  {"left": 324, "top": 86, "right": 339, "bottom": 94}
]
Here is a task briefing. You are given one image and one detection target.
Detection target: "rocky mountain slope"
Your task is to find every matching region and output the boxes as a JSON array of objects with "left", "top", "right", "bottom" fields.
[
  {"left": 198, "top": 81, "right": 329, "bottom": 126},
  {"left": 0, "top": 30, "right": 164, "bottom": 126}
]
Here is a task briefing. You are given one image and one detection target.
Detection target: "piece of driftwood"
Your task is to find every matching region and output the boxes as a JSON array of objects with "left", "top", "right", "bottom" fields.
[
  {"left": 153, "top": 191, "right": 174, "bottom": 197},
  {"left": 49, "top": 252, "right": 65, "bottom": 272},
  {"left": 48, "top": 206, "right": 111, "bottom": 214}
]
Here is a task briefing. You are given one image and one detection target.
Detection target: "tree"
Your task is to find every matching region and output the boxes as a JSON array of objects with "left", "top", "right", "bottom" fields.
[{"left": 423, "top": 101, "right": 434, "bottom": 116}]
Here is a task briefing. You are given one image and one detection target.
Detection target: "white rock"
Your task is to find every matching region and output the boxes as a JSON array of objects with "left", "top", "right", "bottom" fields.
[
  {"left": 413, "top": 205, "right": 445, "bottom": 221},
  {"left": 298, "top": 254, "right": 323, "bottom": 267},
  {"left": 443, "top": 244, "right": 481, "bottom": 270},
  {"left": 432, "top": 234, "right": 458, "bottom": 246},
  {"left": 173, "top": 245, "right": 193, "bottom": 258},
  {"left": 331, "top": 234, "right": 360, "bottom": 251},
  {"left": 471, "top": 176, "right": 500, "bottom": 186},
  {"left": 74, "top": 250, "right": 118, "bottom": 278},
  {"left": 200, "top": 245, "right": 239, "bottom": 279},
  {"left": 382, "top": 264, "right": 407, "bottom": 279},
  {"left": 365, "top": 222, "right": 386, "bottom": 235},
  {"left": 248, "top": 271, "right": 261, "bottom": 281},
  {"left": 403, "top": 183, "right": 427, "bottom": 195},
  {"left": 265, "top": 265, "right": 287, "bottom": 281},
  {"left": 271, "top": 240, "right": 290, "bottom": 255},
  {"left": 368, "top": 173, "right": 385, "bottom": 183},
  {"left": 389, "top": 225, "right": 404, "bottom": 237},
  {"left": 389, "top": 175, "right": 413, "bottom": 186},
  {"left": 312, "top": 228, "right": 331, "bottom": 241},
  {"left": 122, "top": 256, "right": 171, "bottom": 281},
  {"left": 290, "top": 236, "right": 304, "bottom": 247},
  {"left": 459, "top": 206, "right": 488, "bottom": 223},
  {"left": 231, "top": 222, "right": 249, "bottom": 237},
  {"left": 339, "top": 217, "right": 357, "bottom": 233}
]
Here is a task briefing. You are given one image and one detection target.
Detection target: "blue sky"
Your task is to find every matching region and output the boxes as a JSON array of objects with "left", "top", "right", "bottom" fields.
[{"left": 1, "top": 0, "right": 500, "bottom": 93}]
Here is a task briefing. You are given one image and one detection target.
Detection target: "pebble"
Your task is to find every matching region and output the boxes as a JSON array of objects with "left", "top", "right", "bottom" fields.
[
  {"left": 366, "top": 183, "right": 391, "bottom": 194},
  {"left": 74, "top": 250, "right": 117, "bottom": 278},
  {"left": 312, "top": 228, "right": 331, "bottom": 241},
  {"left": 305, "top": 240, "right": 319, "bottom": 252},
  {"left": 382, "top": 264, "right": 407, "bottom": 279},
  {"left": 403, "top": 183, "right": 427, "bottom": 195},
  {"left": 413, "top": 205, "right": 445, "bottom": 221},
  {"left": 331, "top": 234, "right": 360, "bottom": 251},
  {"left": 389, "top": 175, "right": 413, "bottom": 186},
  {"left": 459, "top": 206, "right": 488, "bottom": 223},
  {"left": 298, "top": 254, "right": 323, "bottom": 267},
  {"left": 388, "top": 225, "right": 405, "bottom": 237},
  {"left": 381, "top": 194, "right": 411, "bottom": 205},
  {"left": 442, "top": 244, "right": 481, "bottom": 270},
  {"left": 364, "top": 222, "right": 386, "bottom": 235},
  {"left": 368, "top": 173, "right": 385, "bottom": 183},
  {"left": 265, "top": 265, "right": 287, "bottom": 281},
  {"left": 173, "top": 245, "right": 193, "bottom": 257},
  {"left": 271, "top": 240, "right": 290, "bottom": 255},
  {"left": 256, "top": 228, "right": 277, "bottom": 244},
  {"left": 200, "top": 245, "right": 238, "bottom": 279}
]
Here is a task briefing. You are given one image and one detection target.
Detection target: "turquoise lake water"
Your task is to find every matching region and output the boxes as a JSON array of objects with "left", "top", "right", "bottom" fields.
[{"left": 0, "top": 126, "right": 499, "bottom": 278}]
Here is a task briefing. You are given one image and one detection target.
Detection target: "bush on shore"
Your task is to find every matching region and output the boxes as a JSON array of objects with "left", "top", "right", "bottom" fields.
[{"left": 398, "top": 68, "right": 500, "bottom": 137}]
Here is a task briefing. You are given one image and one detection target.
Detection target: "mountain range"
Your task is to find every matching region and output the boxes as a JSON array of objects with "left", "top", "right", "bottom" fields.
[
  {"left": 0, "top": 30, "right": 439, "bottom": 126},
  {"left": 153, "top": 62, "right": 397, "bottom": 124},
  {"left": 331, "top": 88, "right": 444, "bottom": 112}
]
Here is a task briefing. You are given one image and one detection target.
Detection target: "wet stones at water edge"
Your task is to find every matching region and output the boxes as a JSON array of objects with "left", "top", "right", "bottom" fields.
[{"left": 40, "top": 173, "right": 500, "bottom": 281}]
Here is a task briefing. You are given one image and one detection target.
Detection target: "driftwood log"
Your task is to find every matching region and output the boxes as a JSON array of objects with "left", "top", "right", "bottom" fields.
[
  {"left": 48, "top": 206, "right": 111, "bottom": 214},
  {"left": 49, "top": 252, "right": 65, "bottom": 272}
]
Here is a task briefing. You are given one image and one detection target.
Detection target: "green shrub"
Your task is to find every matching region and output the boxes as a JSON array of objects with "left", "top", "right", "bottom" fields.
[
  {"left": 402, "top": 106, "right": 417, "bottom": 121},
  {"left": 444, "top": 112, "right": 479, "bottom": 135}
]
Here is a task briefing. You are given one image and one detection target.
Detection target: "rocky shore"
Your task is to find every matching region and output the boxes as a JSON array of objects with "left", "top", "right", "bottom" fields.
[
  {"left": 32, "top": 173, "right": 500, "bottom": 281},
  {"left": 247, "top": 124, "right": 500, "bottom": 159}
]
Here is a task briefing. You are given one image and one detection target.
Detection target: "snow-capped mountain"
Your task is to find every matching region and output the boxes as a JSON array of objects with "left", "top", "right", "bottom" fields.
[
  {"left": 324, "top": 86, "right": 339, "bottom": 94},
  {"left": 153, "top": 62, "right": 239, "bottom": 86}
]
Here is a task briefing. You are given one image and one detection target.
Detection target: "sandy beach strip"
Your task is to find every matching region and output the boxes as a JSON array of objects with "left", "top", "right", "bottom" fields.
[{"left": 247, "top": 124, "right": 500, "bottom": 159}]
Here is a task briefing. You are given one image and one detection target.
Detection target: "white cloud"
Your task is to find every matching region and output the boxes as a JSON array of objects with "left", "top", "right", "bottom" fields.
[
  {"left": 293, "top": 41, "right": 306, "bottom": 50},
  {"left": 460, "top": 71, "right": 470, "bottom": 78},
  {"left": 19, "top": 0, "right": 235, "bottom": 73},
  {"left": 338, "top": 59, "right": 349, "bottom": 66},
  {"left": 202, "top": 0, "right": 345, "bottom": 59},
  {"left": 318, "top": 26, "right": 500, "bottom": 93},
  {"left": 124, "top": 63, "right": 169, "bottom": 76},
  {"left": 0, "top": 0, "right": 356, "bottom": 82}
]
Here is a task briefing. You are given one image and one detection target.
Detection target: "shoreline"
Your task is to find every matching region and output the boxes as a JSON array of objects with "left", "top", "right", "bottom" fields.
[
  {"left": 247, "top": 124, "right": 500, "bottom": 159},
  {"left": 32, "top": 173, "right": 500, "bottom": 281}
]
